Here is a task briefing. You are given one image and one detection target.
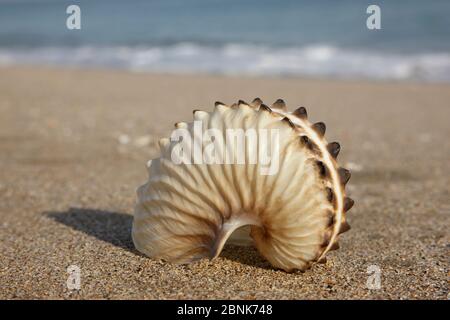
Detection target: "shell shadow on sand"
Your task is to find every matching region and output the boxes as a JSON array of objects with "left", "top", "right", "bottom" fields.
[
  {"left": 45, "top": 208, "right": 271, "bottom": 268},
  {"left": 45, "top": 208, "right": 136, "bottom": 253}
]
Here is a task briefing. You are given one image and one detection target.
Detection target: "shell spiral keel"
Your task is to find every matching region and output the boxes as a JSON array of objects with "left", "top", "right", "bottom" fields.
[{"left": 132, "top": 98, "right": 354, "bottom": 272}]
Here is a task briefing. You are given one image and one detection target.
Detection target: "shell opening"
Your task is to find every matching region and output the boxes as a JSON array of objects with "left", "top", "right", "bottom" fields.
[{"left": 211, "top": 214, "right": 262, "bottom": 259}]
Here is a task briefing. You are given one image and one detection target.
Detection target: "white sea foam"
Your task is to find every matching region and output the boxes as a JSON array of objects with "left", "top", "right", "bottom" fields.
[{"left": 1, "top": 43, "right": 450, "bottom": 82}]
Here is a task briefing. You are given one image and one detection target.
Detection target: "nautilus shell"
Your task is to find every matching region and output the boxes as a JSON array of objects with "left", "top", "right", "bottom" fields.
[{"left": 132, "top": 98, "right": 354, "bottom": 272}]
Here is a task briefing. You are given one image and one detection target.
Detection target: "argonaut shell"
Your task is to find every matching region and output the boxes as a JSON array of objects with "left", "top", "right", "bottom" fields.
[{"left": 132, "top": 98, "right": 354, "bottom": 272}]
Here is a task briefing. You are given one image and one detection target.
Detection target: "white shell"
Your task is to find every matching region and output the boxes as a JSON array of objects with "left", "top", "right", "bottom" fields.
[{"left": 132, "top": 99, "right": 353, "bottom": 272}]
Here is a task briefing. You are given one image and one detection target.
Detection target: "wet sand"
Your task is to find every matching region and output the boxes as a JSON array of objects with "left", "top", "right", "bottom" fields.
[{"left": 0, "top": 66, "right": 448, "bottom": 299}]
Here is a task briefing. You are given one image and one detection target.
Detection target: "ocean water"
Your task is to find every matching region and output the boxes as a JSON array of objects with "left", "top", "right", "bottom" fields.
[{"left": 1, "top": 0, "right": 450, "bottom": 82}]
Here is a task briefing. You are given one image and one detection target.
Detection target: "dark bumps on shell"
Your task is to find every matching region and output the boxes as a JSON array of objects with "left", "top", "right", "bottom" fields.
[
  {"left": 300, "top": 135, "right": 312, "bottom": 150},
  {"left": 326, "top": 188, "right": 337, "bottom": 208},
  {"left": 215, "top": 101, "right": 226, "bottom": 107},
  {"left": 339, "top": 221, "right": 351, "bottom": 234},
  {"left": 327, "top": 142, "right": 341, "bottom": 159},
  {"left": 259, "top": 104, "right": 272, "bottom": 113},
  {"left": 317, "top": 257, "right": 327, "bottom": 264},
  {"left": 338, "top": 167, "right": 351, "bottom": 185},
  {"left": 312, "top": 122, "right": 326, "bottom": 137},
  {"left": 272, "top": 99, "right": 286, "bottom": 110},
  {"left": 326, "top": 187, "right": 334, "bottom": 202},
  {"left": 293, "top": 106, "right": 308, "bottom": 119},
  {"left": 343, "top": 197, "right": 354, "bottom": 212},
  {"left": 316, "top": 160, "right": 327, "bottom": 177},
  {"left": 238, "top": 99, "right": 249, "bottom": 106},
  {"left": 282, "top": 117, "right": 296, "bottom": 128},
  {"left": 329, "top": 242, "right": 340, "bottom": 251},
  {"left": 300, "top": 135, "right": 321, "bottom": 155},
  {"left": 300, "top": 135, "right": 309, "bottom": 144},
  {"left": 252, "top": 97, "right": 263, "bottom": 107}
]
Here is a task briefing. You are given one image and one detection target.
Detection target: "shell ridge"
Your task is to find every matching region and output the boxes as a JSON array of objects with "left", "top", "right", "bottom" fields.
[
  {"left": 159, "top": 158, "right": 224, "bottom": 216},
  {"left": 142, "top": 197, "right": 220, "bottom": 230},
  {"left": 145, "top": 176, "right": 216, "bottom": 216},
  {"left": 276, "top": 109, "right": 348, "bottom": 259},
  {"left": 262, "top": 140, "right": 294, "bottom": 210}
]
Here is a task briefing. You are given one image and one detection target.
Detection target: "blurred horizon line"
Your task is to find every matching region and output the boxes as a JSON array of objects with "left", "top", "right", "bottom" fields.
[{"left": 1, "top": 42, "right": 450, "bottom": 83}]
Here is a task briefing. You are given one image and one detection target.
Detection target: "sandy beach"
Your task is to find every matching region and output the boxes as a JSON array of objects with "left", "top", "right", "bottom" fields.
[{"left": 0, "top": 66, "right": 448, "bottom": 299}]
